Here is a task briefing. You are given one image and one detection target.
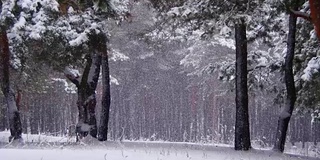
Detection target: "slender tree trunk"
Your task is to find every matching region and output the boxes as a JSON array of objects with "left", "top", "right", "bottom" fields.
[
  {"left": 0, "top": 99, "right": 6, "bottom": 131},
  {"left": 273, "top": 10, "right": 297, "bottom": 152},
  {"left": 98, "top": 53, "right": 111, "bottom": 141},
  {"left": 0, "top": 30, "right": 22, "bottom": 141},
  {"left": 234, "top": 18, "right": 251, "bottom": 151},
  {"left": 313, "top": 119, "right": 320, "bottom": 145}
]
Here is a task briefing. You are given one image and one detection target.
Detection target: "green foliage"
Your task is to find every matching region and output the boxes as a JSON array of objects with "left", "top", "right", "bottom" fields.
[{"left": 31, "top": 35, "right": 86, "bottom": 71}]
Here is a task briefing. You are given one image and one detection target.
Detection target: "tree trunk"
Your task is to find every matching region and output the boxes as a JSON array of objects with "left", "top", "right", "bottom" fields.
[
  {"left": 313, "top": 119, "right": 320, "bottom": 145},
  {"left": 291, "top": 0, "right": 320, "bottom": 41},
  {"left": 0, "top": 30, "right": 22, "bottom": 141},
  {"left": 98, "top": 54, "right": 111, "bottom": 141},
  {"left": 78, "top": 53, "right": 101, "bottom": 138},
  {"left": 65, "top": 53, "right": 101, "bottom": 139},
  {"left": 309, "top": 0, "right": 320, "bottom": 41},
  {"left": 234, "top": 18, "right": 251, "bottom": 151},
  {"left": 273, "top": 10, "right": 297, "bottom": 152}
]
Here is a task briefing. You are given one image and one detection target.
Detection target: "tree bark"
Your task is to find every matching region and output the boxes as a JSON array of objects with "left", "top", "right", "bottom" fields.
[
  {"left": 291, "top": 0, "right": 320, "bottom": 41},
  {"left": 273, "top": 9, "right": 297, "bottom": 152},
  {"left": 0, "top": 30, "right": 22, "bottom": 141},
  {"left": 234, "top": 18, "right": 251, "bottom": 151},
  {"left": 97, "top": 53, "right": 111, "bottom": 141},
  {"left": 65, "top": 53, "right": 101, "bottom": 139},
  {"left": 309, "top": 0, "right": 320, "bottom": 41},
  {"left": 313, "top": 119, "right": 320, "bottom": 145}
]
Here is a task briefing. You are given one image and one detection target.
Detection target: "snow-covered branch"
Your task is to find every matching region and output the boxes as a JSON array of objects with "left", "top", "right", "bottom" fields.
[
  {"left": 301, "top": 57, "right": 320, "bottom": 81},
  {"left": 64, "top": 67, "right": 81, "bottom": 87}
]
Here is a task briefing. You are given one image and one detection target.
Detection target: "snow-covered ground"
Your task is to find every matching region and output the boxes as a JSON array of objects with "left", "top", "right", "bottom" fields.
[
  {"left": 2, "top": 146, "right": 319, "bottom": 160},
  {"left": 0, "top": 130, "right": 72, "bottom": 144},
  {"left": 0, "top": 131, "right": 319, "bottom": 160}
]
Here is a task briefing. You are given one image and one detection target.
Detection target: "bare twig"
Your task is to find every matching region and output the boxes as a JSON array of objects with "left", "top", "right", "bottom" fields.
[{"left": 104, "top": 153, "right": 107, "bottom": 160}]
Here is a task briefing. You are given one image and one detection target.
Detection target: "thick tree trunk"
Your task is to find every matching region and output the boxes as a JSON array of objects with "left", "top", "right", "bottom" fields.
[
  {"left": 75, "top": 56, "right": 91, "bottom": 138},
  {"left": 273, "top": 11, "right": 297, "bottom": 152},
  {"left": 234, "top": 18, "right": 251, "bottom": 151},
  {"left": 87, "top": 52, "right": 102, "bottom": 138},
  {"left": 97, "top": 54, "right": 111, "bottom": 141},
  {"left": 309, "top": 0, "right": 320, "bottom": 41},
  {"left": 0, "top": 30, "right": 22, "bottom": 141},
  {"left": 78, "top": 53, "right": 101, "bottom": 138},
  {"left": 65, "top": 53, "right": 101, "bottom": 139},
  {"left": 291, "top": 0, "right": 320, "bottom": 41}
]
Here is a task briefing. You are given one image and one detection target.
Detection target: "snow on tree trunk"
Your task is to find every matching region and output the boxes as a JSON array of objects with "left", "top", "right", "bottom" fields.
[
  {"left": 65, "top": 53, "right": 101, "bottom": 140},
  {"left": 75, "top": 56, "right": 91, "bottom": 139},
  {"left": 78, "top": 53, "right": 101, "bottom": 138},
  {"left": 0, "top": 30, "right": 22, "bottom": 141},
  {"left": 234, "top": 18, "right": 251, "bottom": 151},
  {"left": 98, "top": 53, "right": 111, "bottom": 141},
  {"left": 86, "top": 52, "right": 102, "bottom": 138},
  {"left": 273, "top": 10, "right": 297, "bottom": 153}
]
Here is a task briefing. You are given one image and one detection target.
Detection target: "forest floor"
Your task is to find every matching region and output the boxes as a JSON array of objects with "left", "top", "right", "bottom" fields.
[{"left": 0, "top": 131, "right": 319, "bottom": 160}]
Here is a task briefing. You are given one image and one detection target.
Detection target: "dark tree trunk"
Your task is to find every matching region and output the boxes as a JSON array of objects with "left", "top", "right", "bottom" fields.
[
  {"left": 0, "top": 30, "right": 22, "bottom": 141},
  {"left": 234, "top": 18, "right": 251, "bottom": 151},
  {"left": 78, "top": 53, "right": 101, "bottom": 138},
  {"left": 273, "top": 10, "right": 297, "bottom": 152},
  {"left": 313, "top": 119, "right": 320, "bottom": 145},
  {"left": 65, "top": 33, "right": 109, "bottom": 140},
  {"left": 87, "top": 53, "right": 102, "bottom": 138},
  {"left": 65, "top": 53, "right": 101, "bottom": 139},
  {"left": 98, "top": 54, "right": 111, "bottom": 141},
  {"left": 30, "top": 94, "right": 39, "bottom": 134},
  {"left": 0, "top": 100, "right": 6, "bottom": 131}
]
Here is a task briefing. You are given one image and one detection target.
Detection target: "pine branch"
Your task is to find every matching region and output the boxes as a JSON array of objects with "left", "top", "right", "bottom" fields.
[{"left": 64, "top": 67, "right": 80, "bottom": 87}]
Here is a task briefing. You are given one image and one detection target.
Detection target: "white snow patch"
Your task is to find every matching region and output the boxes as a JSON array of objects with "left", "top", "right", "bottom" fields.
[
  {"left": 301, "top": 57, "right": 320, "bottom": 81},
  {"left": 110, "top": 49, "right": 130, "bottom": 61},
  {"left": 13, "top": 16, "right": 27, "bottom": 30},
  {"left": 167, "top": 7, "right": 180, "bottom": 16},
  {"left": 139, "top": 52, "right": 154, "bottom": 59},
  {"left": 212, "top": 36, "right": 235, "bottom": 50},
  {"left": 0, "top": 131, "right": 319, "bottom": 160},
  {"left": 68, "top": 7, "right": 75, "bottom": 14},
  {"left": 109, "top": 0, "right": 130, "bottom": 14},
  {"left": 0, "top": 141, "right": 318, "bottom": 160},
  {"left": 64, "top": 67, "right": 80, "bottom": 80},
  {"left": 78, "top": 123, "right": 91, "bottom": 132},
  {"left": 69, "top": 32, "right": 89, "bottom": 46},
  {"left": 0, "top": 130, "right": 73, "bottom": 143},
  {"left": 220, "top": 26, "right": 232, "bottom": 37},
  {"left": 51, "top": 78, "right": 77, "bottom": 94},
  {"left": 110, "top": 75, "right": 119, "bottom": 85}
]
